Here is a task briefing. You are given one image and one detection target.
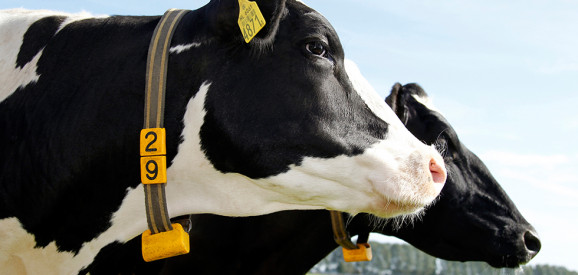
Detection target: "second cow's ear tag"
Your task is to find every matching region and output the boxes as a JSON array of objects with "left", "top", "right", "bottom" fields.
[{"left": 237, "top": 0, "right": 266, "bottom": 43}]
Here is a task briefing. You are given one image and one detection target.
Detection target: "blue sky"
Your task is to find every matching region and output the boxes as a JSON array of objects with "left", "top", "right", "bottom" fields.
[{"left": 6, "top": 0, "right": 578, "bottom": 271}]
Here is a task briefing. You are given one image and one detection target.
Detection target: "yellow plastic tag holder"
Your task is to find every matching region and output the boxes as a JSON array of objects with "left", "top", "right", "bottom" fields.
[
  {"left": 140, "top": 128, "right": 167, "bottom": 184},
  {"left": 142, "top": 223, "right": 190, "bottom": 262},
  {"left": 237, "top": 0, "right": 266, "bottom": 43},
  {"left": 140, "top": 128, "right": 166, "bottom": 156},
  {"left": 342, "top": 243, "right": 373, "bottom": 262},
  {"left": 140, "top": 155, "right": 167, "bottom": 184}
]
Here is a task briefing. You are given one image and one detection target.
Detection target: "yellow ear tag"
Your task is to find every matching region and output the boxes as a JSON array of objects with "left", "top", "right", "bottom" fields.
[
  {"left": 237, "top": 0, "right": 266, "bottom": 43},
  {"left": 342, "top": 243, "right": 373, "bottom": 262},
  {"left": 142, "top": 223, "right": 190, "bottom": 262}
]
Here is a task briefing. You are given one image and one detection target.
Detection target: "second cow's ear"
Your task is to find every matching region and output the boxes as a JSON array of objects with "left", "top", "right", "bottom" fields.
[
  {"left": 206, "top": 0, "right": 287, "bottom": 45},
  {"left": 386, "top": 82, "right": 409, "bottom": 125}
]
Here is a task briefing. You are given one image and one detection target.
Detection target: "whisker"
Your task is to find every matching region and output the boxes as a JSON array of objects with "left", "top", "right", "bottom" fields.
[{"left": 433, "top": 128, "right": 449, "bottom": 158}]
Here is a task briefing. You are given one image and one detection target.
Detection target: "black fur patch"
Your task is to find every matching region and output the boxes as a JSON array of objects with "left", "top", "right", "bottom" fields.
[{"left": 16, "top": 16, "right": 66, "bottom": 68}]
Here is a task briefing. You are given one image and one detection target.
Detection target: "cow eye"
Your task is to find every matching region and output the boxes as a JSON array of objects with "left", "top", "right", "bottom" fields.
[
  {"left": 305, "top": 41, "right": 334, "bottom": 64},
  {"left": 306, "top": 41, "right": 327, "bottom": 56}
]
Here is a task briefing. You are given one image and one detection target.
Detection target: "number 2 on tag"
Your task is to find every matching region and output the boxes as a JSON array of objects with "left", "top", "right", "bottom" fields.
[{"left": 140, "top": 128, "right": 166, "bottom": 156}]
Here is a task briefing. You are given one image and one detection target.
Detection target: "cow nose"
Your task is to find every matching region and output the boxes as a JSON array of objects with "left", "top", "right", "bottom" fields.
[
  {"left": 429, "top": 157, "right": 447, "bottom": 185},
  {"left": 523, "top": 230, "right": 541, "bottom": 258}
]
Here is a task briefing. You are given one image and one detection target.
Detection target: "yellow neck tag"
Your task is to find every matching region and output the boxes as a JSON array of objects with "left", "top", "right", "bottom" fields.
[
  {"left": 342, "top": 243, "right": 373, "bottom": 262},
  {"left": 237, "top": 0, "right": 266, "bottom": 43}
]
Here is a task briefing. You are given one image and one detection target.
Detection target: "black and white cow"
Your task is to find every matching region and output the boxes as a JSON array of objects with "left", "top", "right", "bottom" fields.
[
  {"left": 85, "top": 63, "right": 541, "bottom": 274},
  {"left": 0, "top": 1, "right": 447, "bottom": 273}
]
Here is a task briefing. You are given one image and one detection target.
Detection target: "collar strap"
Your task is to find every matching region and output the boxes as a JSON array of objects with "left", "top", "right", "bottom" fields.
[
  {"left": 329, "top": 210, "right": 373, "bottom": 262},
  {"left": 330, "top": 210, "right": 358, "bottom": 249},
  {"left": 140, "top": 9, "right": 190, "bottom": 262}
]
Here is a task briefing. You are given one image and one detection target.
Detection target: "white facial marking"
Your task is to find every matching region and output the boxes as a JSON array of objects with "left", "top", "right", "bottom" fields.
[
  {"left": 412, "top": 93, "right": 443, "bottom": 115},
  {"left": 344, "top": 60, "right": 446, "bottom": 216},
  {"left": 344, "top": 59, "right": 399, "bottom": 126}
]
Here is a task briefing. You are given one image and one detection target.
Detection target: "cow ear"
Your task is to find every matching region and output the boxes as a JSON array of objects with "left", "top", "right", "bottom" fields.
[
  {"left": 207, "top": 0, "right": 287, "bottom": 45},
  {"left": 386, "top": 82, "right": 409, "bottom": 124},
  {"left": 385, "top": 83, "right": 402, "bottom": 113}
]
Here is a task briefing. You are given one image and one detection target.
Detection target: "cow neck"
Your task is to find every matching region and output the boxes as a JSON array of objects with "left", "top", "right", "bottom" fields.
[
  {"left": 330, "top": 210, "right": 372, "bottom": 262},
  {"left": 140, "top": 9, "right": 190, "bottom": 261}
]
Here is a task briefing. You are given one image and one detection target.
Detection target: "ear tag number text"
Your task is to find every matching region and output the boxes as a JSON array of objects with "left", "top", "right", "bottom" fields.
[{"left": 237, "top": 0, "right": 266, "bottom": 43}]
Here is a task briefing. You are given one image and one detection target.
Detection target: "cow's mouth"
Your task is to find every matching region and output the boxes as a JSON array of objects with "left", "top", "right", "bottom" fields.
[{"left": 489, "top": 255, "right": 525, "bottom": 268}]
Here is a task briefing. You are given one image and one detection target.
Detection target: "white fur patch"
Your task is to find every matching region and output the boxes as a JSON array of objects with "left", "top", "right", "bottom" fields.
[
  {"left": 0, "top": 50, "right": 41, "bottom": 103},
  {"left": 0, "top": 184, "right": 145, "bottom": 274},
  {"left": 170, "top": 42, "right": 202, "bottom": 54},
  {"left": 412, "top": 93, "right": 443, "bottom": 115},
  {"left": 344, "top": 60, "right": 407, "bottom": 130},
  {"left": 0, "top": 217, "right": 78, "bottom": 274}
]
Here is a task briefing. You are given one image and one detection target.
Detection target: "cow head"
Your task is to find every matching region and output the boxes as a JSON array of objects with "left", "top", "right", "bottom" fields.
[
  {"left": 378, "top": 82, "right": 541, "bottom": 267},
  {"left": 168, "top": 0, "right": 446, "bottom": 218}
]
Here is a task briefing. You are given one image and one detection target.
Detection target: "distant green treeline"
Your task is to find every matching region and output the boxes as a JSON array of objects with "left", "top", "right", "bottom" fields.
[{"left": 309, "top": 242, "right": 576, "bottom": 275}]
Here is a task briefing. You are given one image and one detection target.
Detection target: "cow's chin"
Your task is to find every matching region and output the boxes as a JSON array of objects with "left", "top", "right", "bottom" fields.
[
  {"left": 368, "top": 199, "right": 426, "bottom": 218},
  {"left": 362, "top": 202, "right": 428, "bottom": 231},
  {"left": 366, "top": 175, "right": 443, "bottom": 219}
]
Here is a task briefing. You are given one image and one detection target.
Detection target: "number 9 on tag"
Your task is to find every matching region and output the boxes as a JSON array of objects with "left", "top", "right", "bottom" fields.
[{"left": 141, "top": 155, "right": 167, "bottom": 184}]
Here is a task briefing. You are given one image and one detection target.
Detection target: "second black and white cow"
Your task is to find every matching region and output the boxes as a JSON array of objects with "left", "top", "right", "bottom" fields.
[
  {"left": 0, "top": 0, "right": 447, "bottom": 273},
  {"left": 384, "top": 82, "right": 541, "bottom": 268},
  {"left": 85, "top": 63, "right": 540, "bottom": 274}
]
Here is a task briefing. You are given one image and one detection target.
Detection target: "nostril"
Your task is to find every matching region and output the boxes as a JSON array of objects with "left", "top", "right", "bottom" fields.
[
  {"left": 524, "top": 231, "right": 542, "bottom": 256},
  {"left": 429, "top": 158, "right": 447, "bottom": 184}
]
